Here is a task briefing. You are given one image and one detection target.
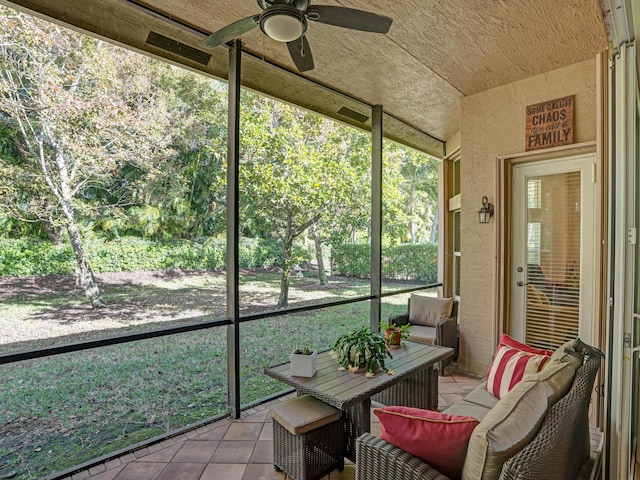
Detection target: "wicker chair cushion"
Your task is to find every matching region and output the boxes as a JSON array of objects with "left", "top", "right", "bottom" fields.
[
  {"left": 545, "top": 338, "right": 584, "bottom": 371},
  {"left": 462, "top": 380, "right": 547, "bottom": 480},
  {"left": 374, "top": 406, "right": 479, "bottom": 480},
  {"left": 442, "top": 400, "right": 493, "bottom": 422},
  {"left": 408, "top": 295, "right": 453, "bottom": 327},
  {"left": 406, "top": 325, "right": 438, "bottom": 344},
  {"left": 459, "top": 383, "right": 500, "bottom": 410},
  {"left": 522, "top": 358, "right": 577, "bottom": 406},
  {"left": 269, "top": 395, "right": 340, "bottom": 435}
]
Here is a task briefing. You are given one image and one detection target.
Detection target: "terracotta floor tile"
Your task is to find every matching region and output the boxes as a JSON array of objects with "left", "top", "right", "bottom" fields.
[
  {"left": 159, "top": 438, "right": 177, "bottom": 449},
  {"left": 68, "top": 371, "right": 481, "bottom": 480},
  {"left": 242, "top": 463, "right": 286, "bottom": 480},
  {"left": 133, "top": 447, "right": 152, "bottom": 459},
  {"left": 224, "top": 422, "right": 263, "bottom": 441},
  {"left": 85, "top": 464, "right": 125, "bottom": 480},
  {"left": 259, "top": 422, "right": 273, "bottom": 441},
  {"left": 104, "top": 459, "right": 123, "bottom": 471},
  {"left": 172, "top": 440, "right": 218, "bottom": 463},
  {"left": 211, "top": 441, "right": 256, "bottom": 463},
  {"left": 156, "top": 462, "right": 206, "bottom": 480},
  {"left": 241, "top": 409, "right": 270, "bottom": 422},
  {"left": 249, "top": 441, "right": 273, "bottom": 464},
  {"left": 200, "top": 463, "right": 247, "bottom": 480},
  {"left": 113, "top": 462, "right": 166, "bottom": 480},
  {"left": 137, "top": 443, "right": 181, "bottom": 463},
  {"left": 88, "top": 463, "right": 106, "bottom": 475},
  {"left": 194, "top": 423, "right": 230, "bottom": 441}
]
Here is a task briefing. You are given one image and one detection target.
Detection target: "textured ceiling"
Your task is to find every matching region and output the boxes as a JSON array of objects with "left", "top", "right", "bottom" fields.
[{"left": 1, "top": 0, "right": 608, "bottom": 155}]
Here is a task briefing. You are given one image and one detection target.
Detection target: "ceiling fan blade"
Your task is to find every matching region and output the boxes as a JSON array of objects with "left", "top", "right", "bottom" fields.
[
  {"left": 287, "top": 35, "right": 314, "bottom": 72},
  {"left": 305, "top": 6, "right": 392, "bottom": 33},
  {"left": 199, "top": 15, "right": 260, "bottom": 49}
]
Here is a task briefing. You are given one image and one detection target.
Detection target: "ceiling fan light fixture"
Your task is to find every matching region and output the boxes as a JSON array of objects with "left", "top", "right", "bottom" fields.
[{"left": 261, "top": 11, "right": 305, "bottom": 42}]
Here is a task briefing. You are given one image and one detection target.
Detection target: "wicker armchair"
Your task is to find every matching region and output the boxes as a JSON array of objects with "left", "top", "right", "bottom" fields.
[
  {"left": 389, "top": 295, "right": 458, "bottom": 375},
  {"left": 356, "top": 346, "right": 602, "bottom": 480},
  {"left": 499, "top": 348, "right": 602, "bottom": 480}
]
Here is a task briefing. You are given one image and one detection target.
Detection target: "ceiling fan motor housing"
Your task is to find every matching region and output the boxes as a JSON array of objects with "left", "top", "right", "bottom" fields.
[
  {"left": 259, "top": 5, "right": 308, "bottom": 42},
  {"left": 257, "top": 0, "right": 309, "bottom": 11}
]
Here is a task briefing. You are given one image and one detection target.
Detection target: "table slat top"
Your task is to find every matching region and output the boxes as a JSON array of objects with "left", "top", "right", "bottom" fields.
[{"left": 264, "top": 341, "right": 453, "bottom": 410}]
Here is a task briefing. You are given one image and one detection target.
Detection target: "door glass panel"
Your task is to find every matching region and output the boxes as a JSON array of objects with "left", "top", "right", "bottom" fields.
[{"left": 524, "top": 172, "right": 581, "bottom": 349}]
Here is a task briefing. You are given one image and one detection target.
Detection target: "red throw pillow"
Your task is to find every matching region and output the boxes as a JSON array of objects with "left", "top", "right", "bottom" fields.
[
  {"left": 485, "top": 344, "right": 550, "bottom": 398},
  {"left": 374, "top": 406, "right": 479, "bottom": 480},
  {"left": 498, "top": 333, "right": 553, "bottom": 357}
]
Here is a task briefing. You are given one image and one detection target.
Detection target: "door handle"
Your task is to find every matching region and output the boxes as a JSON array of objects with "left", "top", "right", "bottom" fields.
[
  {"left": 516, "top": 281, "right": 528, "bottom": 287},
  {"left": 634, "top": 313, "right": 640, "bottom": 354}
]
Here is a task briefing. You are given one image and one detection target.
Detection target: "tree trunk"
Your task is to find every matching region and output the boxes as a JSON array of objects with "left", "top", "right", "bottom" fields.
[
  {"left": 429, "top": 208, "right": 439, "bottom": 244},
  {"left": 43, "top": 137, "right": 105, "bottom": 308},
  {"left": 312, "top": 222, "right": 327, "bottom": 285},
  {"left": 277, "top": 210, "right": 322, "bottom": 309},
  {"left": 408, "top": 193, "right": 416, "bottom": 243},
  {"left": 41, "top": 218, "right": 64, "bottom": 246},
  {"left": 67, "top": 221, "right": 105, "bottom": 308},
  {"left": 277, "top": 237, "right": 293, "bottom": 309}
]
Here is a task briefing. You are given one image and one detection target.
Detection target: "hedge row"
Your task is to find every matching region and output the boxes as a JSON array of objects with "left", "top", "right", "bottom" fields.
[
  {"left": 331, "top": 242, "right": 438, "bottom": 282},
  {"left": 0, "top": 237, "right": 313, "bottom": 277}
]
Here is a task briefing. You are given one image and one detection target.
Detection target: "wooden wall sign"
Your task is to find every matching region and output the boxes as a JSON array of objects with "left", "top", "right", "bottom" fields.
[{"left": 525, "top": 95, "right": 574, "bottom": 151}]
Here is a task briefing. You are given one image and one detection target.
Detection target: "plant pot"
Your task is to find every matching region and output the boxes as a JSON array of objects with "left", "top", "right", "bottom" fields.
[
  {"left": 385, "top": 327, "right": 402, "bottom": 346},
  {"left": 290, "top": 349, "right": 317, "bottom": 377}
]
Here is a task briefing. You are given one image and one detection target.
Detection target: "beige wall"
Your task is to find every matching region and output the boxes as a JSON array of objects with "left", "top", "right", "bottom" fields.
[
  {"left": 456, "top": 58, "right": 598, "bottom": 375},
  {"left": 445, "top": 131, "right": 461, "bottom": 155}
]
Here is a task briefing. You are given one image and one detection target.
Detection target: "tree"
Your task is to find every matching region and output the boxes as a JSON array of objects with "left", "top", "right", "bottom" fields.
[
  {"left": 239, "top": 93, "right": 369, "bottom": 307},
  {"left": 0, "top": 9, "right": 176, "bottom": 306},
  {"left": 383, "top": 142, "right": 438, "bottom": 244}
]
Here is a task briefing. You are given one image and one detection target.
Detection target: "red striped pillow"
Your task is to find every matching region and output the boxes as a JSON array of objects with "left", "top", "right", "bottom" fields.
[
  {"left": 498, "top": 334, "right": 553, "bottom": 357},
  {"left": 486, "top": 345, "right": 550, "bottom": 398}
]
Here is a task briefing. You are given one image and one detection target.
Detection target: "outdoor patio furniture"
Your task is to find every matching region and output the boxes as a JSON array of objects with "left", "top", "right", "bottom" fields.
[
  {"left": 389, "top": 294, "right": 458, "bottom": 375},
  {"left": 355, "top": 339, "right": 603, "bottom": 480},
  {"left": 264, "top": 341, "right": 454, "bottom": 461},
  {"left": 269, "top": 394, "right": 344, "bottom": 480}
]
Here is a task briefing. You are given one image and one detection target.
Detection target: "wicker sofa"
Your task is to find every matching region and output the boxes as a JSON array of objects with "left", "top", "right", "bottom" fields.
[{"left": 356, "top": 339, "right": 602, "bottom": 480}]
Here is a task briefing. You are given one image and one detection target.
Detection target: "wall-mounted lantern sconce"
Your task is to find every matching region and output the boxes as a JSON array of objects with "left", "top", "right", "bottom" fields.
[{"left": 478, "top": 196, "right": 494, "bottom": 224}]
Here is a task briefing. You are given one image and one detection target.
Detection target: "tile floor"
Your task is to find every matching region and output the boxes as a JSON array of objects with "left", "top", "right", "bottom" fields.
[
  {"left": 60, "top": 370, "right": 482, "bottom": 480},
  {"left": 60, "top": 369, "right": 600, "bottom": 480}
]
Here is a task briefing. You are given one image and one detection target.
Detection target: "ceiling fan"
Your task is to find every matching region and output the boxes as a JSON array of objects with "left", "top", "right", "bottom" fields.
[{"left": 199, "top": 0, "right": 393, "bottom": 72}]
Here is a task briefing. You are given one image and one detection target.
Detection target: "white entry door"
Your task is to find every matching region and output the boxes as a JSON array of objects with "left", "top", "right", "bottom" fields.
[{"left": 511, "top": 154, "right": 596, "bottom": 349}]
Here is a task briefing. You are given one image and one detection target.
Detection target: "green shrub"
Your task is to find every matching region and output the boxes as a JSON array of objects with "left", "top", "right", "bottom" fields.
[
  {"left": 331, "top": 242, "right": 438, "bottom": 282},
  {"left": 330, "top": 244, "right": 370, "bottom": 278},
  {"left": 0, "top": 238, "right": 76, "bottom": 276},
  {"left": 0, "top": 237, "right": 313, "bottom": 277}
]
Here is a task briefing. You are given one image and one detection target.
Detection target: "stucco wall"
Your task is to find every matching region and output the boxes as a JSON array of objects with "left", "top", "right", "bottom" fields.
[{"left": 457, "top": 58, "right": 598, "bottom": 375}]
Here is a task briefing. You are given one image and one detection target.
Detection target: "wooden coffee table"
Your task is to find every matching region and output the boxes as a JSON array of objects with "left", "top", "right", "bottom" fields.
[{"left": 264, "top": 341, "right": 454, "bottom": 461}]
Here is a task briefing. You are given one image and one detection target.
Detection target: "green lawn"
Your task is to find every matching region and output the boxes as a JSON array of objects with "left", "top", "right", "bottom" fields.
[{"left": 0, "top": 271, "right": 428, "bottom": 479}]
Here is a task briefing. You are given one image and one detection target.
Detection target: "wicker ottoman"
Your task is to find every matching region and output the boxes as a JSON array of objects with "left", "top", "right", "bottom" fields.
[{"left": 269, "top": 395, "right": 345, "bottom": 480}]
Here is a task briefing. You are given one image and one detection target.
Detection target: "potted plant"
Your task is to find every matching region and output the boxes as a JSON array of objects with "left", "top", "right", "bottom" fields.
[
  {"left": 290, "top": 346, "right": 317, "bottom": 377},
  {"left": 379, "top": 321, "right": 412, "bottom": 346},
  {"left": 331, "top": 326, "right": 394, "bottom": 377}
]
